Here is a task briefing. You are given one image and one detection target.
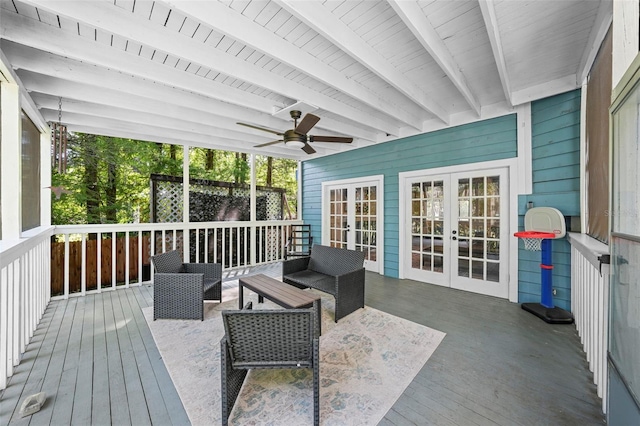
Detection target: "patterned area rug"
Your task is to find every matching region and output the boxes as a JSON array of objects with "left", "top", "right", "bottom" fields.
[{"left": 143, "top": 288, "right": 445, "bottom": 425}]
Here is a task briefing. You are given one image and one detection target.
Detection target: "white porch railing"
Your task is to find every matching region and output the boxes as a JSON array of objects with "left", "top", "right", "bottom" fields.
[
  {"left": 569, "top": 233, "right": 609, "bottom": 414},
  {"left": 1, "top": 220, "right": 300, "bottom": 390},
  {"left": 0, "top": 227, "right": 54, "bottom": 390},
  {"left": 51, "top": 220, "right": 301, "bottom": 298}
]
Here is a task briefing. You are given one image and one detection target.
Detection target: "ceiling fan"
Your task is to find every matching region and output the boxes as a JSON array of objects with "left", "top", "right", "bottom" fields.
[{"left": 237, "top": 110, "right": 353, "bottom": 154}]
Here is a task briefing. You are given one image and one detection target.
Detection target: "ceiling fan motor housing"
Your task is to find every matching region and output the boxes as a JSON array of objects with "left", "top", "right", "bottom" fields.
[{"left": 283, "top": 129, "right": 306, "bottom": 147}]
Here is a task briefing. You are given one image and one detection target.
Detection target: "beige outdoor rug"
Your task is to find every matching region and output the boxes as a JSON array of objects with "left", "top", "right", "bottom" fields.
[{"left": 143, "top": 288, "right": 445, "bottom": 425}]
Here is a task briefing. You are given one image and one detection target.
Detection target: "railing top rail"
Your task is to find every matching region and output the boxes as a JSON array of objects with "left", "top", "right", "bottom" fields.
[
  {"left": 54, "top": 220, "right": 304, "bottom": 234},
  {"left": 1, "top": 226, "right": 55, "bottom": 269}
]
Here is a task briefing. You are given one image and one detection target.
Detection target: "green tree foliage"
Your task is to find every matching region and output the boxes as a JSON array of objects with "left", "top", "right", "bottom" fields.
[
  {"left": 255, "top": 155, "right": 298, "bottom": 216},
  {"left": 52, "top": 134, "right": 298, "bottom": 224}
]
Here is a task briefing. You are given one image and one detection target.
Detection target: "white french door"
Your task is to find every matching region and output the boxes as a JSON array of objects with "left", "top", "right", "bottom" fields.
[
  {"left": 323, "top": 176, "right": 383, "bottom": 273},
  {"left": 403, "top": 168, "right": 509, "bottom": 298}
]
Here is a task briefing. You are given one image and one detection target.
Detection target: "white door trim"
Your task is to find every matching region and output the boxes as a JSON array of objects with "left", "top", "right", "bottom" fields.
[
  {"left": 322, "top": 175, "right": 384, "bottom": 275},
  {"left": 398, "top": 158, "right": 519, "bottom": 302}
]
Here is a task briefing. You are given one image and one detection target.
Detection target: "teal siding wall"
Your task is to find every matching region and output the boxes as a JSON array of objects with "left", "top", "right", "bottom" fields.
[
  {"left": 518, "top": 90, "right": 581, "bottom": 310},
  {"left": 302, "top": 114, "right": 518, "bottom": 277}
]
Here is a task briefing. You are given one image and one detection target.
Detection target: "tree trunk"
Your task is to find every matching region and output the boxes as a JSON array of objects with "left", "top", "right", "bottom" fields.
[
  {"left": 266, "top": 156, "right": 273, "bottom": 186},
  {"left": 206, "top": 150, "right": 214, "bottom": 170},
  {"left": 105, "top": 162, "right": 117, "bottom": 223},
  {"left": 83, "top": 134, "right": 100, "bottom": 223},
  {"left": 234, "top": 152, "right": 249, "bottom": 183},
  {"left": 170, "top": 144, "right": 176, "bottom": 160}
]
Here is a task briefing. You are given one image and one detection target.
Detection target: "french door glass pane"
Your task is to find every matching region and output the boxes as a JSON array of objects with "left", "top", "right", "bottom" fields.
[
  {"left": 411, "top": 180, "right": 444, "bottom": 274},
  {"left": 354, "top": 185, "right": 377, "bottom": 262},
  {"left": 457, "top": 175, "right": 501, "bottom": 281},
  {"left": 329, "top": 188, "right": 348, "bottom": 248}
]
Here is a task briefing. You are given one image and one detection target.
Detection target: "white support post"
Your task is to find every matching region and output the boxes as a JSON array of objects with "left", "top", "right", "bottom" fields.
[
  {"left": 1, "top": 82, "right": 22, "bottom": 240},
  {"left": 183, "top": 145, "right": 190, "bottom": 262},
  {"left": 580, "top": 83, "right": 588, "bottom": 234},
  {"left": 250, "top": 154, "right": 257, "bottom": 265},
  {"left": 297, "top": 161, "right": 303, "bottom": 220},
  {"left": 81, "top": 233, "right": 87, "bottom": 295},
  {"left": 97, "top": 232, "right": 102, "bottom": 292},
  {"left": 40, "top": 131, "right": 52, "bottom": 227},
  {"left": 612, "top": 0, "right": 640, "bottom": 88}
]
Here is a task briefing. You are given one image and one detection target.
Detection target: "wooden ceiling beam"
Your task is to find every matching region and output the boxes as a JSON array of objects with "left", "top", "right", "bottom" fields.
[
  {"left": 23, "top": 0, "right": 396, "bottom": 135},
  {"left": 57, "top": 122, "right": 305, "bottom": 160},
  {"left": 276, "top": 0, "right": 449, "bottom": 126},
  {"left": 9, "top": 45, "right": 376, "bottom": 142},
  {"left": 171, "top": 0, "right": 423, "bottom": 131},
  {"left": 0, "top": 11, "right": 279, "bottom": 114},
  {"left": 478, "top": 0, "right": 513, "bottom": 107},
  {"left": 33, "top": 94, "right": 277, "bottom": 146},
  {"left": 388, "top": 0, "right": 481, "bottom": 116}
]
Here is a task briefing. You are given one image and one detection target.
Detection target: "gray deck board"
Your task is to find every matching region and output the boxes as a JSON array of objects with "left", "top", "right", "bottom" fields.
[
  {"left": 119, "top": 287, "right": 171, "bottom": 426},
  {"left": 365, "top": 273, "right": 604, "bottom": 426},
  {"left": 91, "top": 293, "right": 111, "bottom": 426},
  {"left": 48, "top": 296, "right": 84, "bottom": 426},
  {"left": 1, "top": 264, "right": 604, "bottom": 426},
  {"left": 104, "top": 291, "right": 132, "bottom": 426},
  {"left": 10, "top": 298, "right": 68, "bottom": 425},
  {"left": 124, "top": 287, "right": 190, "bottom": 426},
  {"left": 71, "top": 293, "right": 95, "bottom": 426}
]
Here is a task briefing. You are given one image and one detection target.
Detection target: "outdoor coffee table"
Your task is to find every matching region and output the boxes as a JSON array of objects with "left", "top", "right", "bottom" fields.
[{"left": 238, "top": 274, "right": 322, "bottom": 335}]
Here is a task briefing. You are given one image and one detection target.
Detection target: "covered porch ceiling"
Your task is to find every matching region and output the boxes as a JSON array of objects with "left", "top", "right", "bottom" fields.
[{"left": 1, "top": 0, "right": 610, "bottom": 160}]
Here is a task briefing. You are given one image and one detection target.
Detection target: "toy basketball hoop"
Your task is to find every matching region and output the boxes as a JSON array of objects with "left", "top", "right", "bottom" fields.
[
  {"left": 514, "top": 231, "right": 556, "bottom": 251},
  {"left": 514, "top": 207, "right": 573, "bottom": 324}
]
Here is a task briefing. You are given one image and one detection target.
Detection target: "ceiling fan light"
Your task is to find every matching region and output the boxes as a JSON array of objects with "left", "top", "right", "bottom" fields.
[{"left": 285, "top": 140, "right": 305, "bottom": 148}]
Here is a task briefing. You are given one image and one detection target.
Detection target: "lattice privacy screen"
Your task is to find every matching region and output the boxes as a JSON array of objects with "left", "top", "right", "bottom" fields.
[{"left": 151, "top": 174, "right": 286, "bottom": 223}]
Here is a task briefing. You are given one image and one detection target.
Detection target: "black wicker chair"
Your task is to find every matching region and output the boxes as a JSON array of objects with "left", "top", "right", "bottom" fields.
[
  {"left": 150, "top": 250, "right": 222, "bottom": 320},
  {"left": 283, "top": 244, "right": 365, "bottom": 322},
  {"left": 221, "top": 302, "right": 320, "bottom": 426}
]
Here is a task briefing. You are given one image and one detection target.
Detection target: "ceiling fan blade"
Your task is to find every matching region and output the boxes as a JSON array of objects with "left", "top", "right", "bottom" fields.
[
  {"left": 301, "top": 143, "right": 316, "bottom": 154},
  {"left": 294, "top": 114, "right": 320, "bottom": 135},
  {"left": 254, "top": 140, "right": 284, "bottom": 148},
  {"left": 309, "top": 135, "right": 353, "bottom": 143},
  {"left": 237, "top": 122, "right": 283, "bottom": 136}
]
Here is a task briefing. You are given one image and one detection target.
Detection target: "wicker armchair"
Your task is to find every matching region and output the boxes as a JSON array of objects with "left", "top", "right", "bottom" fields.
[
  {"left": 151, "top": 250, "right": 222, "bottom": 320},
  {"left": 221, "top": 302, "right": 319, "bottom": 426}
]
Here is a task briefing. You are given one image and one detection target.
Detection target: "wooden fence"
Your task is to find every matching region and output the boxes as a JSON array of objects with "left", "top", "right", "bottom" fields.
[{"left": 51, "top": 235, "right": 150, "bottom": 296}]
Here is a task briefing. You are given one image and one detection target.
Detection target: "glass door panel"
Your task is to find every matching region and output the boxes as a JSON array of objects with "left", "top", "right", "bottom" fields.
[
  {"left": 404, "top": 168, "right": 508, "bottom": 298},
  {"left": 328, "top": 188, "right": 348, "bottom": 248},
  {"left": 451, "top": 170, "right": 508, "bottom": 298},
  {"left": 355, "top": 185, "right": 378, "bottom": 264},
  {"left": 406, "top": 176, "right": 450, "bottom": 286},
  {"left": 324, "top": 178, "right": 382, "bottom": 273}
]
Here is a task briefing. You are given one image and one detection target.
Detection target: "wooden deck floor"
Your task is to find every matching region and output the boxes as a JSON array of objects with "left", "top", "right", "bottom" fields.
[{"left": 1, "top": 265, "right": 604, "bottom": 425}]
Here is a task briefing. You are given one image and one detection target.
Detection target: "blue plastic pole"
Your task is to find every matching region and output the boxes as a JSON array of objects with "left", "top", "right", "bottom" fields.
[{"left": 540, "top": 238, "right": 554, "bottom": 308}]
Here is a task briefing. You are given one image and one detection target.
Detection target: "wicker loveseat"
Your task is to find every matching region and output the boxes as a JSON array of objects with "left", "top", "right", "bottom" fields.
[
  {"left": 282, "top": 244, "right": 365, "bottom": 322},
  {"left": 150, "top": 250, "right": 222, "bottom": 320}
]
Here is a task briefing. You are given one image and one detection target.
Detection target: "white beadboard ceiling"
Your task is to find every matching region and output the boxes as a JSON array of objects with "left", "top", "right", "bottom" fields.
[{"left": 0, "top": 0, "right": 611, "bottom": 160}]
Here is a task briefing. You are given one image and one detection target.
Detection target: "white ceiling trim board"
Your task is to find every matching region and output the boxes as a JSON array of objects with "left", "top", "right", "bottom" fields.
[
  {"left": 576, "top": 0, "right": 613, "bottom": 84},
  {"left": 510, "top": 74, "right": 578, "bottom": 106}
]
